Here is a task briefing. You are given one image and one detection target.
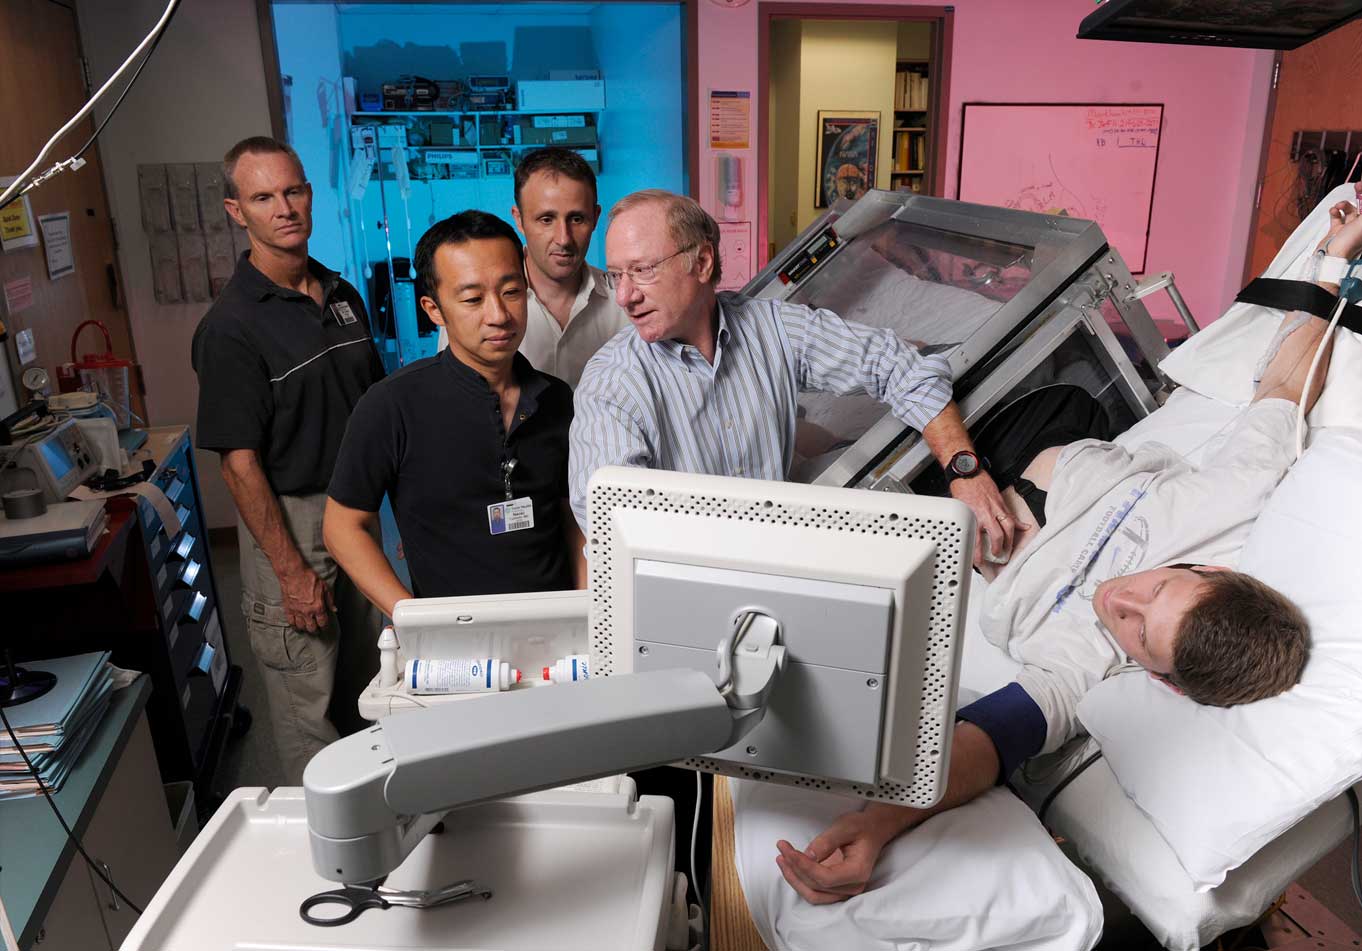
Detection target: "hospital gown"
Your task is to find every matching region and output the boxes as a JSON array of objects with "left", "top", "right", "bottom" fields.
[{"left": 979, "top": 398, "right": 1299, "bottom": 755}]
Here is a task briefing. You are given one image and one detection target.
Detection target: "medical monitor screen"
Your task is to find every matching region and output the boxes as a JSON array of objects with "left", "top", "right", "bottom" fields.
[
  {"left": 38, "top": 437, "right": 76, "bottom": 482},
  {"left": 1077, "top": 0, "right": 1362, "bottom": 49},
  {"left": 585, "top": 465, "right": 974, "bottom": 808}
]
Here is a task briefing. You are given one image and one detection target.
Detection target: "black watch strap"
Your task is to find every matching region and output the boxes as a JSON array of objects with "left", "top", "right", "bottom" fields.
[{"left": 945, "top": 450, "right": 988, "bottom": 482}]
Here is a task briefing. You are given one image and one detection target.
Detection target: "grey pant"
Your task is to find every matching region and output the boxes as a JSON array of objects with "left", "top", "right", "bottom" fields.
[{"left": 237, "top": 491, "right": 381, "bottom": 785}]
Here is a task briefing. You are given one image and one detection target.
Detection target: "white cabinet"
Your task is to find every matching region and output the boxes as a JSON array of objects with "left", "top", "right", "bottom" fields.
[
  {"left": 29, "top": 860, "right": 110, "bottom": 950},
  {"left": 25, "top": 715, "right": 178, "bottom": 951}
]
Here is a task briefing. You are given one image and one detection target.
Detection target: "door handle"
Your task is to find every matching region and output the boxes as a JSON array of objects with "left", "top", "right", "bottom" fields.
[{"left": 99, "top": 860, "right": 120, "bottom": 911}]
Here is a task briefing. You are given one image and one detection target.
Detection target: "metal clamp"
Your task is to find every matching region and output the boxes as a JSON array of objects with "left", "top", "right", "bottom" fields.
[
  {"left": 716, "top": 612, "right": 787, "bottom": 711},
  {"left": 1126, "top": 271, "right": 1200, "bottom": 335}
]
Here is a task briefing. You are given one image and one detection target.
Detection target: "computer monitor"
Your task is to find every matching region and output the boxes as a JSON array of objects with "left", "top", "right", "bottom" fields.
[
  {"left": 1077, "top": 0, "right": 1362, "bottom": 50},
  {"left": 585, "top": 465, "right": 974, "bottom": 809}
]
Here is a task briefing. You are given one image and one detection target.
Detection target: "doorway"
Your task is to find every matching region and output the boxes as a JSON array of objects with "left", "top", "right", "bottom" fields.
[{"left": 758, "top": 4, "right": 952, "bottom": 265}]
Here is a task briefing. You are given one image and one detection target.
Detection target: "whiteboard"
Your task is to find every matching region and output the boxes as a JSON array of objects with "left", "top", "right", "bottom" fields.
[{"left": 957, "top": 103, "right": 1163, "bottom": 272}]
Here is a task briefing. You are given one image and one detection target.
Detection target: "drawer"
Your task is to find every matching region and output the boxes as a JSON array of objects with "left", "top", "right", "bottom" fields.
[
  {"left": 163, "top": 583, "right": 213, "bottom": 649},
  {"left": 153, "top": 520, "right": 200, "bottom": 575},
  {"left": 139, "top": 494, "right": 197, "bottom": 552},
  {"left": 157, "top": 551, "right": 210, "bottom": 630},
  {"left": 169, "top": 592, "right": 219, "bottom": 694},
  {"left": 183, "top": 674, "right": 223, "bottom": 768}
]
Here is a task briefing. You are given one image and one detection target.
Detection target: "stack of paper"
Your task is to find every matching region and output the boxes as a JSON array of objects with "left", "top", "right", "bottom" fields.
[{"left": 0, "top": 652, "right": 114, "bottom": 800}]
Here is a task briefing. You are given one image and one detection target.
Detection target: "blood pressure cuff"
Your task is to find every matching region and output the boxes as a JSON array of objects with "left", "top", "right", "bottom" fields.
[{"left": 1236, "top": 278, "right": 1362, "bottom": 334}]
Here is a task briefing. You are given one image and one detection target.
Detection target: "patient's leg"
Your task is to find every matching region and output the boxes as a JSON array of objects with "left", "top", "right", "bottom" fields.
[{"left": 1252, "top": 312, "right": 1335, "bottom": 412}]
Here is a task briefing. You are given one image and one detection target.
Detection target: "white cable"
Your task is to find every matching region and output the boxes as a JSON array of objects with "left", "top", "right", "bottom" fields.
[
  {"left": 1294, "top": 293, "right": 1348, "bottom": 459},
  {"left": 691, "top": 770, "right": 704, "bottom": 920},
  {"left": 0, "top": 0, "right": 180, "bottom": 210}
]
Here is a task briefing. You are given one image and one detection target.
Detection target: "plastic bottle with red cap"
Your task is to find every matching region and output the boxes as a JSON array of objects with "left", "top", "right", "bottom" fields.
[{"left": 542, "top": 654, "right": 591, "bottom": 684}]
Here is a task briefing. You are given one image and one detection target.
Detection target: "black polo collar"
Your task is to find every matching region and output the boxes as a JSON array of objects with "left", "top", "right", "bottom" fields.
[
  {"left": 438, "top": 348, "right": 551, "bottom": 412},
  {"left": 233, "top": 251, "right": 341, "bottom": 304}
]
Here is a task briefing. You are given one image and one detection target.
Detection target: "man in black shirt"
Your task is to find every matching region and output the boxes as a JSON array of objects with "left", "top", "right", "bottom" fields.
[
  {"left": 191, "top": 136, "right": 384, "bottom": 784},
  {"left": 325, "top": 211, "right": 585, "bottom": 615}
]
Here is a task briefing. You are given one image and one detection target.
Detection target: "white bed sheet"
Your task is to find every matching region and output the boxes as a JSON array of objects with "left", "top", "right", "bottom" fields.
[
  {"left": 731, "top": 777, "right": 1103, "bottom": 951},
  {"left": 956, "top": 386, "right": 1361, "bottom": 950}
]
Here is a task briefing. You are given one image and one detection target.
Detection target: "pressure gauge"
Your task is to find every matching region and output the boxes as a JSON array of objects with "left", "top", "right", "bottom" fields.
[{"left": 21, "top": 365, "right": 49, "bottom": 397}]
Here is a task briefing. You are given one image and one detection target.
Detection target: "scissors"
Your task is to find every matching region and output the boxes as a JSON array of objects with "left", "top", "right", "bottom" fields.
[{"left": 300, "top": 879, "right": 493, "bottom": 927}]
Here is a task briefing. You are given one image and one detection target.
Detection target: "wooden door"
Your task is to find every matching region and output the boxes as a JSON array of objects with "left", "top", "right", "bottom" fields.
[
  {"left": 1246, "top": 19, "right": 1362, "bottom": 281},
  {"left": 0, "top": 0, "right": 144, "bottom": 421}
]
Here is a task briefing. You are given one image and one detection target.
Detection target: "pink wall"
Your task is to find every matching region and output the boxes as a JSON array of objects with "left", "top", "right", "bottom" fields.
[{"left": 698, "top": 0, "right": 1274, "bottom": 326}]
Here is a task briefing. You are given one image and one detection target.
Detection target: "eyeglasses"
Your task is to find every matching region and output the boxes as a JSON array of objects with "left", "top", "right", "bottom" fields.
[{"left": 603, "top": 245, "right": 695, "bottom": 290}]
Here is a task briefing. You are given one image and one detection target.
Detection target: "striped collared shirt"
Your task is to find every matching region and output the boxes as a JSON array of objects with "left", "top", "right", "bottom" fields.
[{"left": 569, "top": 291, "right": 952, "bottom": 532}]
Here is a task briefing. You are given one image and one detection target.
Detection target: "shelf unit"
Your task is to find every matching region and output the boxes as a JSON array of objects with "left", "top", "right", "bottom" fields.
[
  {"left": 350, "top": 109, "right": 601, "bottom": 181},
  {"left": 892, "top": 61, "right": 931, "bottom": 193}
]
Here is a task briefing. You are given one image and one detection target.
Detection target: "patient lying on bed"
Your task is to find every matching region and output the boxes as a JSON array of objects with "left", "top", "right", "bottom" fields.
[{"left": 768, "top": 202, "right": 1362, "bottom": 916}]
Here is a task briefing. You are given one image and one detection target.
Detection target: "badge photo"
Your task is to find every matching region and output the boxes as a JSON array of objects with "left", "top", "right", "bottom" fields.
[
  {"left": 488, "top": 497, "right": 534, "bottom": 535},
  {"left": 331, "top": 300, "right": 359, "bottom": 326}
]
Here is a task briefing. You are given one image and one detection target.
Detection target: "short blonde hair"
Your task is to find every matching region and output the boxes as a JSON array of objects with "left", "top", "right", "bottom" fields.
[{"left": 610, "top": 189, "right": 722, "bottom": 285}]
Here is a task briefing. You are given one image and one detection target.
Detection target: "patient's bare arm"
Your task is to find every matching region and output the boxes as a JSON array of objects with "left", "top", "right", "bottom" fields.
[
  {"left": 1254, "top": 201, "right": 1362, "bottom": 410},
  {"left": 1251, "top": 315, "right": 1335, "bottom": 411},
  {"left": 774, "top": 721, "right": 1000, "bottom": 904}
]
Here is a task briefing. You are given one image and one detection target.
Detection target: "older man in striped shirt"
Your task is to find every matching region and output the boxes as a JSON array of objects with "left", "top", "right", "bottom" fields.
[
  {"left": 569, "top": 189, "right": 1014, "bottom": 563},
  {"left": 568, "top": 189, "right": 1017, "bottom": 906}
]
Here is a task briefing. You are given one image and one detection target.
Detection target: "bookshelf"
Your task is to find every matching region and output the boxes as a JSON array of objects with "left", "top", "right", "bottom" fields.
[{"left": 892, "top": 61, "right": 930, "bottom": 193}]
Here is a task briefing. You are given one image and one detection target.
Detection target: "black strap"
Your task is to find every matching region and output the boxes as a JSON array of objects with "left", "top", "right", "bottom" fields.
[
  {"left": 1037, "top": 750, "right": 1105, "bottom": 826},
  {"left": 1236, "top": 278, "right": 1362, "bottom": 333}
]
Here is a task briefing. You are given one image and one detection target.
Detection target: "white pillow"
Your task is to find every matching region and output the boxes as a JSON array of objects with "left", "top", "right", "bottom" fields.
[
  {"left": 1076, "top": 429, "right": 1362, "bottom": 890},
  {"left": 1158, "top": 182, "right": 1362, "bottom": 430}
]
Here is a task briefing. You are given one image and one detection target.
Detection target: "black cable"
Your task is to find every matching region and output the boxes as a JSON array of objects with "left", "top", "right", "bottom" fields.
[
  {"left": 0, "top": 697, "right": 145, "bottom": 915},
  {"left": 1037, "top": 750, "right": 1104, "bottom": 826},
  {"left": 1346, "top": 787, "right": 1361, "bottom": 913}
]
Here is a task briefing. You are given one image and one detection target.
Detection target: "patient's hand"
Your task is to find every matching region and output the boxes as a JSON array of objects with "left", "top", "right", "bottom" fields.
[
  {"left": 775, "top": 804, "right": 913, "bottom": 904},
  {"left": 1319, "top": 200, "right": 1362, "bottom": 261}
]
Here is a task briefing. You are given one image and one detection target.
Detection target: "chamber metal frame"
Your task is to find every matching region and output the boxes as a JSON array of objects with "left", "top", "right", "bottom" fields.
[{"left": 744, "top": 190, "right": 1174, "bottom": 491}]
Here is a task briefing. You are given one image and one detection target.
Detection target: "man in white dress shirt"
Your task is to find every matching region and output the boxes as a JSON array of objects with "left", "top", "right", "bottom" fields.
[{"left": 438, "top": 148, "right": 629, "bottom": 387}]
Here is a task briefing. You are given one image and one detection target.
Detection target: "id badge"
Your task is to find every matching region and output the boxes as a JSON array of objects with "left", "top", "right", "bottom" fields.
[
  {"left": 331, "top": 300, "right": 359, "bottom": 326},
  {"left": 488, "top": 497, "right": 534, "bottom": 535}
]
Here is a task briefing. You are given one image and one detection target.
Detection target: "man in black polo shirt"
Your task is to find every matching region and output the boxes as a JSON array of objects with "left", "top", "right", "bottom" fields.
[
  {"left": 191, "top": 136, "right": 384, "bottom": 785},
  {"left": 324, "top": 211, "right": 585, "bottom": 615}
]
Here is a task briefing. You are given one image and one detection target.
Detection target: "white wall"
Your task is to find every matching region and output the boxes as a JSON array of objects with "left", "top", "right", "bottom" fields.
[{"left": 77, "top": 0, "right": 273, "bottom": 528}]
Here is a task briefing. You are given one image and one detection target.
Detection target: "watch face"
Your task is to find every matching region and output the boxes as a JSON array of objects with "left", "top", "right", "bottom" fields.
[{"left": 952, "top": 452, "right": 978, "bottom": 476}]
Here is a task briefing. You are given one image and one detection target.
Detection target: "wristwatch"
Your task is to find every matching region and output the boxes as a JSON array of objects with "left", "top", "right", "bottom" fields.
[{"left": 944, "top": 450, "right": 986, "bottom": 483}]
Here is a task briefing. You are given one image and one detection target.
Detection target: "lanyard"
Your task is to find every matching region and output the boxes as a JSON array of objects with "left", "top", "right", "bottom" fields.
[{"left": 500, "top": 457, "right": 517, "bottom": 501}]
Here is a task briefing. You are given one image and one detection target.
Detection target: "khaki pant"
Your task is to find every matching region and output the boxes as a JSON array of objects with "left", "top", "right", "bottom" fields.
[{"left": 237, "top": 492, "right": 381, "bottom": 785}]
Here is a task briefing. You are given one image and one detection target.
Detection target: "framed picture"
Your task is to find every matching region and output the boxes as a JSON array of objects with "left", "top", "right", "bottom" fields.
[
  {"left": 814, "top": 111, "right": 879, "bottom": 209},
  {"left": 957, "top": 102, "right": 1163, "bottom": 273}
]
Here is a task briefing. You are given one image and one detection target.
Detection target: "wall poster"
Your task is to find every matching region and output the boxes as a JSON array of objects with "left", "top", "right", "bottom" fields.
[{"left": 814, "top": 112, "right": 879, "bottom": 209}]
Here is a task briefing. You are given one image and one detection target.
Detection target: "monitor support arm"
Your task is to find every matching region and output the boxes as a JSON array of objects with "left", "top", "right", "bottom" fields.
[{"left": 304, "top": 616, "right": 787, "bottom": 886}]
